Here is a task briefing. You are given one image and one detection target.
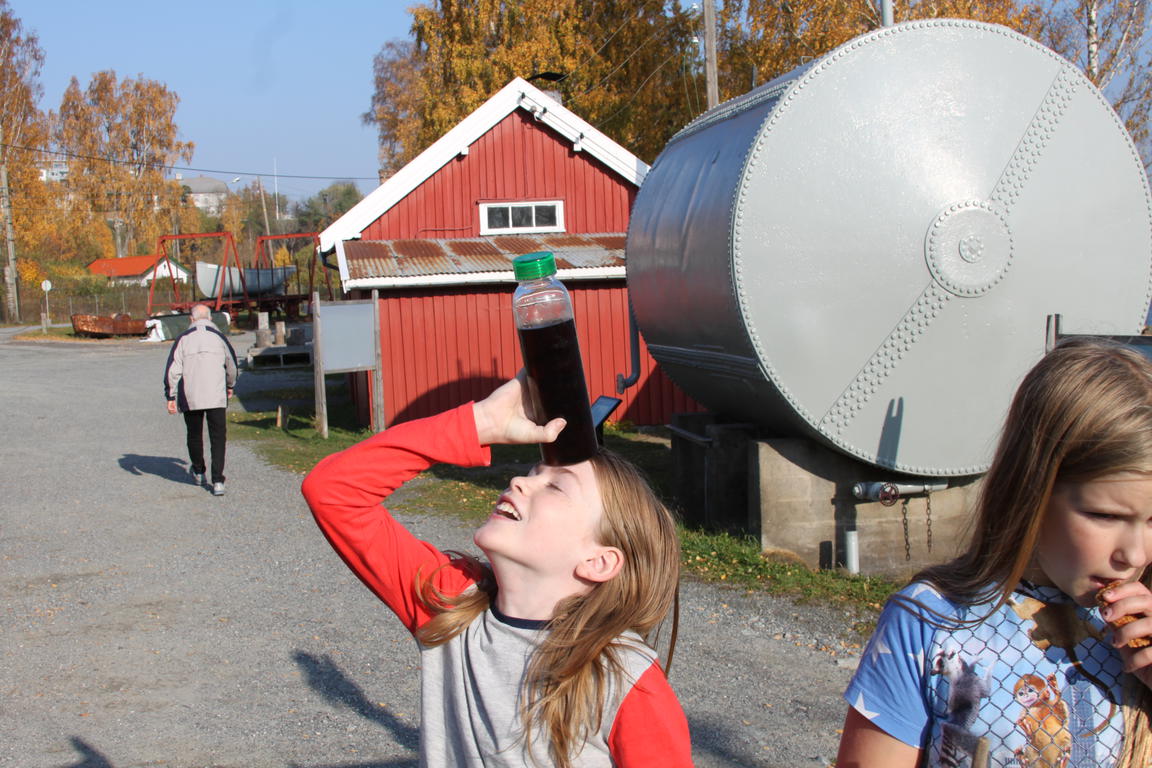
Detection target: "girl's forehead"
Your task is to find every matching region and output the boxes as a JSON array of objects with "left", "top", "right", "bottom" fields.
[
  {"left": 530, "top": 461, "right": 594, "bottom": 478},
  {"left": 1058, "top": 471, "right": 1152, "bottom": 491},
  {"left": 530, "top": 461, "right": 602, "bottom": 498}
]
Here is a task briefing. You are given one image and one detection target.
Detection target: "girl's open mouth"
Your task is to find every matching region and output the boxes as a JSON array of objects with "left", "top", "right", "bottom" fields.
[{"left": 493, "top": 500, "right": 521, "bottom": 521}]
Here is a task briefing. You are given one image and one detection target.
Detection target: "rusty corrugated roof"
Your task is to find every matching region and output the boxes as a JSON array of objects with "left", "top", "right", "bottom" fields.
[{"left": 343, "top": 233, "right": 626, "bottom": 284}]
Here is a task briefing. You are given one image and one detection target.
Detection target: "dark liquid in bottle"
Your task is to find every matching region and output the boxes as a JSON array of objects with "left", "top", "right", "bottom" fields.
[{"left": 518, "top": 318, "right": 599, "bottom": 465}]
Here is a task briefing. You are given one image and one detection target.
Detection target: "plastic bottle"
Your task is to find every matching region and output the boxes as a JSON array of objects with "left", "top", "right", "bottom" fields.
[{"left": 512, "top": 251, "right": 598, "bottom": 465}]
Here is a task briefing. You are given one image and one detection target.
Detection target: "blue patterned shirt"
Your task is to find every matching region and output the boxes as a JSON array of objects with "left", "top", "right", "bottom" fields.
[{"left": 845, "top": 581, "right": 1131, "bottom": 767}]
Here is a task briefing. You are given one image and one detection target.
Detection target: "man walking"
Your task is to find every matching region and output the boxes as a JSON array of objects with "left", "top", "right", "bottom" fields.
[{"left": 164, "top": 304, "right": 238, "bottom": 496}]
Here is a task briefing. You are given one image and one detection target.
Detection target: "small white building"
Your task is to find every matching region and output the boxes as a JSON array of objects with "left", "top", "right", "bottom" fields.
[{"left": 88, "top": 253, "right": 189, "bottom": 286}]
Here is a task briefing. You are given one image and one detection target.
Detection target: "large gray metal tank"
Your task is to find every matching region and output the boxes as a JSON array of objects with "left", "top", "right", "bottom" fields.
[{"left": 627, "top": 19, "right": 1152, "bottom": 477}]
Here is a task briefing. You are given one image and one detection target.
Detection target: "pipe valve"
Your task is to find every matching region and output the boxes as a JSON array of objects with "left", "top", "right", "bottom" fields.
[{"left": 853, "top": 481, "right": 948, "bottom": 506}]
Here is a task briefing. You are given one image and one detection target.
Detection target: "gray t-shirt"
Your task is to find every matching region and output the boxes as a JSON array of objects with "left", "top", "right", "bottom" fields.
[{"left": 419, "top": 604, "right": 657, "bottom": 767}]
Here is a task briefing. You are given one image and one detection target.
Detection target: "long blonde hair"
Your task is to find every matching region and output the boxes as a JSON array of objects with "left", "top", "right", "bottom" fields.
[
  {"left": 916, "top": 338, "right": 1152, "bottom": 605},
  {"left": 415, "top": 448, "right": 682, "bottom": 767},
  {"left": 908, "top": 337, "right": 1152, "bottom": 765}
]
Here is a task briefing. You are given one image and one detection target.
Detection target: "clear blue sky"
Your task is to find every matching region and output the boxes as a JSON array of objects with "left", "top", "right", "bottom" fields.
[{"left": 10, "top": 0, "right": 415, "bottom": 203}]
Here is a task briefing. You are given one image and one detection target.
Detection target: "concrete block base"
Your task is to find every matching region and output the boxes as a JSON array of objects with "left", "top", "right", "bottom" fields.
[{"left": 753, "top": 437, "right": 981, "bottom": 578}]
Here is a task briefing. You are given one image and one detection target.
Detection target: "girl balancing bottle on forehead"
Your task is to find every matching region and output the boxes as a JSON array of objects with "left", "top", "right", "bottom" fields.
[{"left": 512, "top": 251, "right": 599, "bottom": 465}]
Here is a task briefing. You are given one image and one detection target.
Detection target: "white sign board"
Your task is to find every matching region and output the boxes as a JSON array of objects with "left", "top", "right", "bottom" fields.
[
  {"left": 312, "top": 293, "right": 384, "bottom": 437},
  {"left": 317, "top": 301, "right": 377, "bottom": 372}
]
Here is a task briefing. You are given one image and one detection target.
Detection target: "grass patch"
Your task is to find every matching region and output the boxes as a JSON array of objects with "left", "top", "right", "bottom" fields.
[
  {"left": 229, "top": 384, "right": 896, "bottom": 631},
  {"left": 228, "top": 410, "right": 371, "bottom": 475},
  {"left": 678, "top": 527, "right": 893, "bottom": 636},
  {"left": 11, "top": 319, "right": 242, "bottom": 343},
  {"left": 227, "top": 375, "right": 371, "bottom": 474},
  {"left": 238, "top": 386, "right": 317, "bottom": 402},
  {"left": 12, "top": 326, "right": 116, "bottom": 342},
  {"left": 229, "top": 412, "right": 369, "bottom": 476}
]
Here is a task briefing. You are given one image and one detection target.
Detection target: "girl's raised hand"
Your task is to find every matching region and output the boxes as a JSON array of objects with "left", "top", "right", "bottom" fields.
[
  {"left": 473, "top": 373, "right": 566, "bottom": 447},
  {"left": 1102, "top": 581, "right": 1152, "bottom": 688}
]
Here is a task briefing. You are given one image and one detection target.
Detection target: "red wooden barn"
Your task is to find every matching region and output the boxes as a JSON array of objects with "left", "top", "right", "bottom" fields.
[{"left": 318, "top": 77, "right": 698, "bottom": 429}]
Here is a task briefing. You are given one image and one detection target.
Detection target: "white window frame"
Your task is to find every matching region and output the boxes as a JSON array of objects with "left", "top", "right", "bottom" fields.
[{"left": 479, "top": 200, "right": 565, "bottom": 235}]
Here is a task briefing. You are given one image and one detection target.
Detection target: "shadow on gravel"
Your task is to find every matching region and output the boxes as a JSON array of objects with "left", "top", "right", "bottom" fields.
[
  {"left": 117, "top": 453, "right": 190, "bottom": 483},
  {"left": 687, "top": 714, "right": 770, "bottom": 767},
  {"left": 293, "top": 651, "right": 421, "bottom": 753},
  {"left": 60, "top": 736, "right": 114, "bottom": 768},
  {"left": 289, "top": 761, "right": 419, "bottom": 768},
  {"left": 290, "top": 760, "right": 419, "bottom": 768}
]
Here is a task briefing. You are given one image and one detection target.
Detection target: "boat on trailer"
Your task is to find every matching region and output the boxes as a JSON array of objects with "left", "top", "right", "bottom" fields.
[{"left": 195, "top": 261, "right": 297, "bottom": 299}]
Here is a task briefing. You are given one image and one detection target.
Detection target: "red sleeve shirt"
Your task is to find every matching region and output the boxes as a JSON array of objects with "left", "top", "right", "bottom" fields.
[
  {"left": 301, "top": 403, "right": 487, "bottom": 633},
  {"left": 301, "top": 403, "right": 693, "bottom": 766}
]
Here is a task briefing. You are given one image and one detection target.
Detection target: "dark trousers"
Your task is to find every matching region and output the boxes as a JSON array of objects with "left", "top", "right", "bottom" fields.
[{"left": 184, "top": 408, "right": 227, "bottom": 483}]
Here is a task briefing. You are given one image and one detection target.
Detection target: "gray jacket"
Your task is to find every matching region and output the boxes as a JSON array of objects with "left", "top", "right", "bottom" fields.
[{"left": 164, "top": 319, "right": 238, "bottom": 411}]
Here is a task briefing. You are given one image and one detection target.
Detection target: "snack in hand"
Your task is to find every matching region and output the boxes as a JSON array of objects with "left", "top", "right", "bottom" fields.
[{"left": 1096, "top": 580, "right": 1152, "bottom": 648}]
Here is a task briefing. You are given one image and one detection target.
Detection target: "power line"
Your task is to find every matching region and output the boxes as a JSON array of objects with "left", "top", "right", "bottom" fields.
[
  {"left": 563, "top": 22, "right": 629, "bottom": 84},
  {"left": 682, "top": 56, "right": 698, "bottom": 116},
  {"left": 1, "top": 142, "right": 378, "bottom": 182},
  {"left": 575, "top": 24, "right": 666, "bottom": 98},
  {"left": 599, "top": 49, "right": 682, "bottom": 126}
]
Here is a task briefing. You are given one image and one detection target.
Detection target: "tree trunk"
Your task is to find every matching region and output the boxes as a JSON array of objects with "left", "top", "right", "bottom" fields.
[
  {"left": 0, "top": 124, "right": 20, "bottom": 323},
  {"left": 170, "top": 210, "right": 181, "bottom": 264},
  {"left": 1086, "top": 0, "right": 1100, "bottom": 82},
  {"left": 110, "top": 218, "right": 127, "bottom": 260}
]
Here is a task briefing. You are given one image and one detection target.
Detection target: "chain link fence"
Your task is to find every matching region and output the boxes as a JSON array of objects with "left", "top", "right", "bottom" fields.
[
  {"left": 2, "top": 281, "right": 186, "bottom": 326},
  {"left": 923, "top": 601, "right": 1133, "bottom": 768}
]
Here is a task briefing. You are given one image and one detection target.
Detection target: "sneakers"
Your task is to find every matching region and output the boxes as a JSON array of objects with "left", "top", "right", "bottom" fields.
[
  {"left": 212, "top": 481, "right": 226, "bottom": 497},
  {"left": 192, "top": 470, "right": 205, "bottom": 487}
]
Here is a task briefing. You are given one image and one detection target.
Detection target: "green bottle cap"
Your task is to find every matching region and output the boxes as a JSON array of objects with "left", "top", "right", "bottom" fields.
[{"left": 512, "top": 251, "right": 556, "bottom": 281}]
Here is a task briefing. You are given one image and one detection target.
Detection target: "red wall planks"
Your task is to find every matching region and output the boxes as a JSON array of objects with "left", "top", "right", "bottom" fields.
[
  {"left": 363, "top": 282, "right": 699, "bottom": 429},
  {"left": 344, "top": 104, "right": 695, "bottom": 429},
  {"left": 361, "top": 111, "right": 635, "bottom": 240}
]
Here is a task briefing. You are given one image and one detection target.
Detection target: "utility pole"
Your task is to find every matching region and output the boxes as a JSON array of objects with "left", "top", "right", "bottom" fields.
[
  {"left": 258, "top": 176, "right": 272, "bottom": 236},
  {"left": 703, "top": 0, "right": 719, "bottom": 109},
  {"left": 273, "top": 157, "right": 281, "bottom": 222},
  {"left": 0, "top": 123, "right": 21, "bottom": 323}
]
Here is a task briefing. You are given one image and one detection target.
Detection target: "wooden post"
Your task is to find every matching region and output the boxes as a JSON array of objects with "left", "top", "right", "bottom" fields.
[
  {"left": 371, "top": 289, "right": 385, "bottom": 432},
  {"left": 312, "top": 291, "right": 328, "bottom": 438},
  {"left": 703, "top": 0, "right": 719, "bottom": 109},
  {"left": 255, "top": 311, "right": 272, "bottom": 348}
]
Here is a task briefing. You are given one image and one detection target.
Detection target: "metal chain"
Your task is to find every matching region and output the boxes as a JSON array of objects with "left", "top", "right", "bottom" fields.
[
  {"left": 925, "top": 492, "right": 933, "bottom": 552},
  {"left": 902, "top": 497, "right": 911, "bottom": 561}
]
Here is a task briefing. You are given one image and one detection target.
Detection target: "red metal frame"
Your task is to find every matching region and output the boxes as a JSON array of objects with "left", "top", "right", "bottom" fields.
[
  {"left": 147, "top": 232, "right": 248, "bottom": 316},
  {"left": 251, "top": 232, "right": 334, "bottom": 302},
  {"left": 147, "top": 230, "right": 335, "bottom": 318}
]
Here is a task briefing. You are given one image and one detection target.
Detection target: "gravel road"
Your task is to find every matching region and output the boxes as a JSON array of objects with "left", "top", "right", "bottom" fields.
[{"left": 1, "top": 326, "right": 862, "bottom": 768}]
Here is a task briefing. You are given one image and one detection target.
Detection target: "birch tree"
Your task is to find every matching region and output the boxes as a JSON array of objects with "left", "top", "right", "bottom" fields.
[
  {"left": 54, "top": 71, "right": 194, "bottom": 260},
  {"left": 0, "top": 0, "right": 44, "bottom": 322},
  {"left": 717, "top": 0, "right": 1038, "bottom": 99},
  {"left": 1038, "top": 0, "right": 1151, "bottom": 165},
  {"left": 365, "top": 0, "right": 698, "bottom": 169},
  {"left": 366, "top": 0, "right": 1046, "bottom": 174},
  {"left": 364, "top": 39, "right": 423, "bottom": 175}
]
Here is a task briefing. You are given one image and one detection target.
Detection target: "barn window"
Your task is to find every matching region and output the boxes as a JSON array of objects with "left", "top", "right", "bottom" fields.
[{"left": 479, "top": 201, "right": 564, "bottom": 234}]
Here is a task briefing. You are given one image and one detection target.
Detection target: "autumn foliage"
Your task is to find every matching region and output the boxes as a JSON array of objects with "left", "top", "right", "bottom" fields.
[
  {"left": 2, "top": 0, "right": 1151, "bottom": 323},
  {"left": 367, "top": 0, "right": 1150, "bottom": 173}
]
